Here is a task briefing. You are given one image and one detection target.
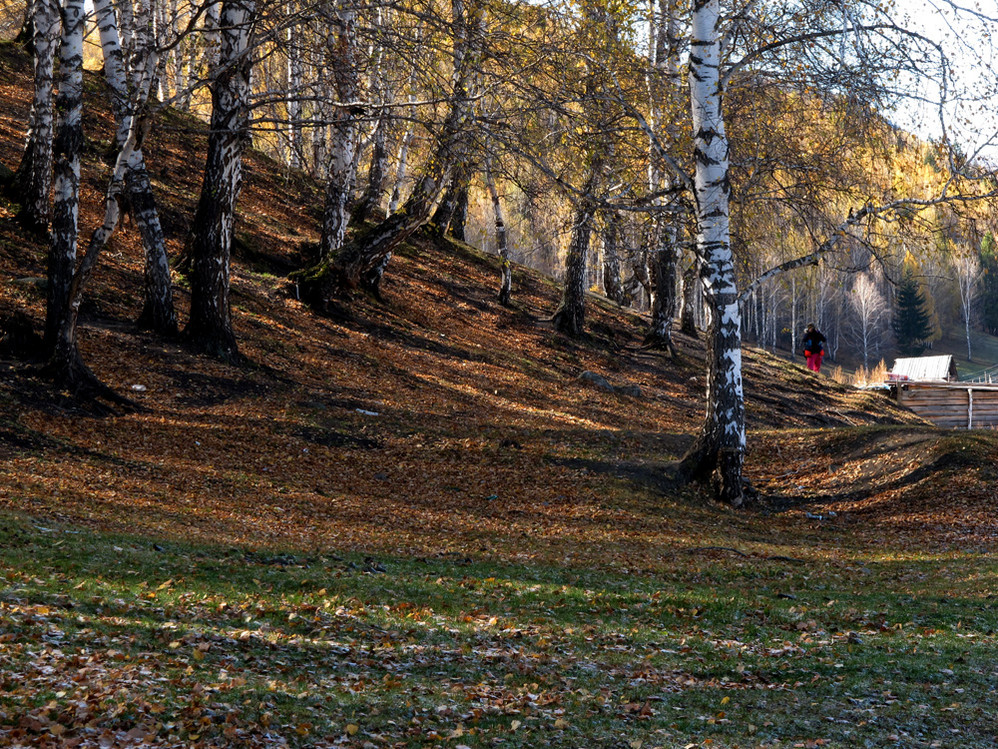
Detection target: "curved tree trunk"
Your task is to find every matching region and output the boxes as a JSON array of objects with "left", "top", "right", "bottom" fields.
[
  {"left": 352, "top": 108, "right": 389, "bottom": 224},
  {"left": 12, "top": 0, "right": 60, "bottom": 235},
  {"left": 677, "top": 0, "right": 745, "bottom": 506},
  {"left": 94, "top": 0, "right": 177, "bottom": 335},
  {"left": 44, "top": 0, "right": 85, "bottom": 352},
  {"left": 50, "top": 118, "right": 144, "bottom": 400},
  {"left": 183, "top": 0, "right": 256, "bottom": 361}
]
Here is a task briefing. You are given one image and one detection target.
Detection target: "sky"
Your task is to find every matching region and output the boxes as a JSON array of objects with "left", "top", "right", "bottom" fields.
[{"left": 890, "top": 0, "right": 998, "bottom": 164}]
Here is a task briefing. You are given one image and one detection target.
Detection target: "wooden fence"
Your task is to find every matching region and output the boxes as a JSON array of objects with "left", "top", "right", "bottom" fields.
[{"left": 896, "top": 382, "right": 998, "bottom": 429}]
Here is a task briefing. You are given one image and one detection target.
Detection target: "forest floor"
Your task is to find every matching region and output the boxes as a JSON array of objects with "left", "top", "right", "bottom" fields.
[{"left": 1, "top": 42, "right": 997, "bottom": 749}]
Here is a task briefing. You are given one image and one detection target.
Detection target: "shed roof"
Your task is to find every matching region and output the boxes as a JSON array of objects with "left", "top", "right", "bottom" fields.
[{"left": 889, "top": 355, "right": 958, "bottom": 382}]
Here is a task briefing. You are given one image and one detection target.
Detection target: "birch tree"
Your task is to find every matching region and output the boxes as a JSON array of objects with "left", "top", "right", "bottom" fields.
[
  {"left": 953, "top": 250, "right": 981, "bottom": 361},
  {"left": 315, "top": 1, "right": 362, "bottom": 266},
  {"left": 49, "top": 89, "right": 154, "bottom": 396},
  {"left": 552, "top": 161, "right": 602, "bottom": 336},
  {"left": 93, "top": 0, "right": 177, "bottom": 335},
  {"left": 847, "top": 271, "right": 888, "bottom": 369},
  {"left": 183, "top": 0, "right": 258, "bottom": 360},
  {"left": 675, "top": 0, "right": 745, "bottom": 506},
  {"left": 643, "top": 0, "right": 684, "bottom": 353},
  {"left": 11, "top": 0, "right": 59, "bottom": 235},
  {"left": 45, "top": 0, "right": 85, "bottom": 350},
  {"left": 298, "top": 0, "right": 485, "bottom": 302}
]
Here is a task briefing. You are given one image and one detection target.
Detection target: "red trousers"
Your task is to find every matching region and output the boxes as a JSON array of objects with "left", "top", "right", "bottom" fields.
[{"left": 805, "top": 351, "right": 823, "bottom": 372}]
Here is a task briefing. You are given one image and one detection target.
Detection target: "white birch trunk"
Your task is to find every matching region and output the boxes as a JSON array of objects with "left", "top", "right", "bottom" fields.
[
  {"left": 114, "top": 0, "right": 135, "bottom": 76},
  {"left": 13, "top": 0, "right": 60, "bottom": 234},
  {"left": 955, "top": 254, "right": 979, "bottom": 361},
  {"left": 387, "top": 116, "right": 414, "bottom": 216},
  {"left": 45, "top": 0, "right": 85, "bottom": 350},
  {"left": 387, "top": 45, "right": 422, "bottom": 215},
  {"left": 318, "top": 6, "right": 360, "bottom": 261},
  {"left": 680, "top": 0, "right": 745, "bottom": 506},
  {"left": 285, "top": 6, "right": 303, "bottom": 170},
  {"left": 204, "top": 1, "right": 222, "bottom": 67},
  {"left": 790, "top": 275, "right": 798, "bottom": 355},
  {"left": 50, "top": 111, "right": 145, "bottom": 392},
  {"left": 94, "top": 0, "right": 177, "bottom": 334},
  {"left": 184, "top": 0, "right": 256, "bottom": 360}
]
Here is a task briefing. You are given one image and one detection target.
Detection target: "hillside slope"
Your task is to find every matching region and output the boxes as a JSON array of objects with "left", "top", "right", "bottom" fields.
[{"left": 1, "top": 41, "right": 995, "bottom": 564}]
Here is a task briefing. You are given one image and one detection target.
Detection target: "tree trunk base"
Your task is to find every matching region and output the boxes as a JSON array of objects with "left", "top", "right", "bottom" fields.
[
  {"left": 45, "top": 347, "right": 137, "bottom": 412},
  {"left": 678, "top": 438, "right": 748, "bottom": 507},
  {"left": 641, "top": 329, "right": 678, "bottom": 357},
  {"left": 551, "top": 306, "right": 585, "bottom": 338},
  {"left": 137, "top": 302, "right": 179, "bottom": 337},
  {"left": 182, "top": 328, "right": 241, "bottom": 365}
]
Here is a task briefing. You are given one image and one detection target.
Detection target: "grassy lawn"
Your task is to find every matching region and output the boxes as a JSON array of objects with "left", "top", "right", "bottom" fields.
[{"left": 2, "top": 509, "right": 996, "bottom": 749}]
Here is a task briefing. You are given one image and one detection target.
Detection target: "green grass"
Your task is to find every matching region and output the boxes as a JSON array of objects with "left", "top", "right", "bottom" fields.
[{"left": 2, "top": 513, "right": 996, "bottom": 748}]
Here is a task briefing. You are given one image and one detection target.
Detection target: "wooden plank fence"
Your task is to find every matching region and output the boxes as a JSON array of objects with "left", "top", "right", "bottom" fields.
[{"left": 896, "top": 382, "right": 998, "bottom": 429}]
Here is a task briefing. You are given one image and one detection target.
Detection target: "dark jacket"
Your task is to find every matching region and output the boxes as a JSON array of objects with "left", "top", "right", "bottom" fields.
[{"left": 802, "top": 329, "right": 826, "bottom": 355}]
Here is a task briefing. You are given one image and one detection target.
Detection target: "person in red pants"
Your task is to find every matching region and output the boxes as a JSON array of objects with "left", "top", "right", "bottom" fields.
[{"left": 802, "top": 323, "right": 827, "bottom": 373}]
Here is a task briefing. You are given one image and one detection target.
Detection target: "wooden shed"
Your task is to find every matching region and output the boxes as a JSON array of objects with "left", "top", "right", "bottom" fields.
[
  {"left": 888, "top": 355, "right": 998, "bottom": 428},
  {"left": 896, "top": 381, "right": 998, "bottom": 428},
  {"left": 888, "top": 355, "right": 958, "bottom": 383}
]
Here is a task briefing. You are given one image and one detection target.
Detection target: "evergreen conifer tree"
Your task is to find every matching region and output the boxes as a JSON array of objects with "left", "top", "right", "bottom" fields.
[
  {"left": 893, "top": 268, "right": 933, "bottom": 356},
  {"left": 979, "top": 233, "right": 998, "bottom": 336}
]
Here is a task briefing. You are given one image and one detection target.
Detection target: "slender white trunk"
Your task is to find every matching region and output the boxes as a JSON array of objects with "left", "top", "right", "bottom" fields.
[
  {"left": 14, "top": 0, "right": 60, "bottom": 234},
  {"left": 94, "top": 0, "right": 176, "bottom": 333},
  {"left": 790, "top": 275, "right": 798, "bottom": 355},
  {"left": 114, "top": 0, "right": 135, "bottom": 76},
  {"left": 387, "top": 46, "right": 422, "bottom": 215},
  {"left": 318, "top": 7, "right": 360, "bottom": 260},
  {"left": 388, "top": 123, "right": 413, "bottom": 215},
  {"left": 46, "top": 0, "right": 85, "bottom": 350},
  {"left": 285, "top": 6, "right": 303, "bottom": 170},
  {"left": 681, "top": 0, "right": 745, "bottom": 506}
]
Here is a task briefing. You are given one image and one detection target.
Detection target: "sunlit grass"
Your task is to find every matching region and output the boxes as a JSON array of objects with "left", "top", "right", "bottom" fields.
[{"left": 2, "top": 513, "right": 997, "bottom": 748}]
